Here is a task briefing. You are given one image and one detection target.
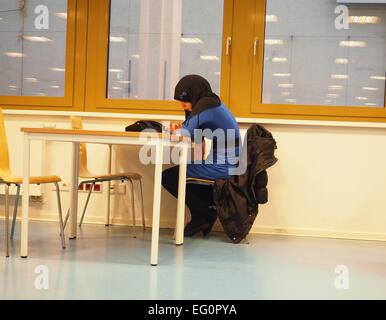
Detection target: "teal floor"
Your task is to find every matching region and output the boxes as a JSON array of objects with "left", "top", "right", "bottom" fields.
[{"left": 1, "top": 220, "right": 386, "bottom": 300}]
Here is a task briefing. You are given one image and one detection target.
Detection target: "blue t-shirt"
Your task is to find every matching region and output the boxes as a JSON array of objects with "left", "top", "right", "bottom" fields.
[{"left": 181, "top": 104, "right": 240, "bottom": 180}]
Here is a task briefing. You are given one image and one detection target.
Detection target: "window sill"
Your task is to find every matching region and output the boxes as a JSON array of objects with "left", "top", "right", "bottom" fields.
[{"left": 4, "top": 109, "right": 386, "bottom": 129}]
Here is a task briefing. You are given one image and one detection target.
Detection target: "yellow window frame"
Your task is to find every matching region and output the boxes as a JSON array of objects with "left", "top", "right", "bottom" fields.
[
  {"left": 0, "top": 0, "right": 88, "bottom": 112},
  {"left": 3, "top": 0, "right": 383, "bottom": 122},
  {"left": 85, "top": 0, "right": 234, "bottom": 115}
]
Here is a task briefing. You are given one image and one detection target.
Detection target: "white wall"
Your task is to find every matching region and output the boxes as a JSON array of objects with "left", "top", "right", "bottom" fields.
[{"left": 2, "top": 110, "right": 386, "bottom": 242}]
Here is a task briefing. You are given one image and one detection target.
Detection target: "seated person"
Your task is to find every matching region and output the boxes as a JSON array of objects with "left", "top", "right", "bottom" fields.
[{"left": 162, "top": 74, "right": 240, "bottom": 237}]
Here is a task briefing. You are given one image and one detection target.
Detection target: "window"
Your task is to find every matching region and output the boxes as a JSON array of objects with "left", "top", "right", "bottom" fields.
[
  {"left": 107, "top": 0, "right": 224, "bottom": 101},
  {"left": 2, "top": 0, "right": 386, "bottom": 122},
  {"left": 84, "top": 0, "right": 227, "bottom": 112},
  {"left": 225, "top": 0, "right": 386, "bottom": 121},
  {"left": 0, "top": 0, "right": 68, "bottom": 97},
  {"left": 262, "top": 0, "right": 386, "bottom": 108},
  {"left": 0, "top": 0, "right": 86, "bottom": 110}
]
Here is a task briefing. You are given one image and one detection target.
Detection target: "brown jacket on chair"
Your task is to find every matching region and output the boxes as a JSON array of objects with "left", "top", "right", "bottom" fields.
[{"left": 213, "top": 124, "right": 278, "bottom": 243}]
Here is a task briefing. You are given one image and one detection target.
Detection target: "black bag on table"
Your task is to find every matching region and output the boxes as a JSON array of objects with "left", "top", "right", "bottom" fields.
[{"left": 125, "top": 120, "right": 165, "bottom": 133}]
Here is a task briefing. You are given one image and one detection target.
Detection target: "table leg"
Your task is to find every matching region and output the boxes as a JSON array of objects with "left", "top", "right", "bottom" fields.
[
  {"left": 20, "top": 134, "right": 31, "bottom": 258},
  {"left": 69, "top": 142, "right": 80, "bottom": 239},
  {"left": 175, "top": 143, "right": 188, "bottom": 246},
  {"left": 150, "top": 141, "right": 163, "bottom": 266},
  {"left": 105, "top": 144, "right": 112, "bottom": 226}
]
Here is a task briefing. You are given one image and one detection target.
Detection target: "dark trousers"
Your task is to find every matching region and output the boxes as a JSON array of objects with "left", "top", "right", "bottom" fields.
[{"left": 162, "top": 166, "right": 214, "bottom": 223}]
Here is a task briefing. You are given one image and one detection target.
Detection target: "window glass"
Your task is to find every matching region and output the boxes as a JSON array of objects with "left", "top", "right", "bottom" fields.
[
  {"left": 107, "top": 0, "right": 224, "bottom": 100},
  {"left": 262, "top": 0, "right": 386, "bottom": 107},
  {"left": 0, "top": 0, "right": 68, "bottom": 97}
]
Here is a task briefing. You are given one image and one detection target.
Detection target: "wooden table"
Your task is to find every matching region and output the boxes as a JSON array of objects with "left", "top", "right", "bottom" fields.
[{"left": 20, "top": 128, "right": 190, "bottom": 266}]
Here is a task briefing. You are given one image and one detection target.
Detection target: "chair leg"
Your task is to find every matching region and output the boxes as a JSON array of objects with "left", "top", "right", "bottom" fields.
[
  {"left": 139, "top": 179, "right": 146, "bottom": 230},
  {"left": 54, "top": 182, "right": 66, "bottom": 249},
  {"left": 5, "top": 184, "right": 10, "bottom": 257},
  {"left": 63, "top": 182, "right": 84, "bottom": 230},
  {"left": 79, "top": 182, "right": 94, "bottom": 227},
  {"left": 63, "top": 208, "right": 70, "bottom": 230},
  {"left": 128, "top": 179, "right": 136, "bottom": 238},
  {"left": 10, "top": 185, "right": 21, "bottom": 240}
]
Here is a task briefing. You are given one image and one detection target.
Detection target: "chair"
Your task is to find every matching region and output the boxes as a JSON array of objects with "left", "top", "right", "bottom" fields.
[
  {"left": 172, "top": 177, "right": 215, "bottom": 239},
  {"left": 186, "top": 177, "right": 216, "bottom": 211},
  {"left": 0, "top": 108, "right": 65, "bottom": 257},
  {"left": 185, "top": 178, "right": 249, "bottom": 243},
  {"left": 63, "top": 116, "right": 145, "bottom": 234}
]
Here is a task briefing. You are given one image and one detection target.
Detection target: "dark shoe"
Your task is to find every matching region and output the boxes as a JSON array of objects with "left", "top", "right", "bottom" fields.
[
  {"left": 202, "top": 209, "right": 217, "bottom": 236},
  {"left": 184, "top": 219, "right": 210, "bottom": 237}
]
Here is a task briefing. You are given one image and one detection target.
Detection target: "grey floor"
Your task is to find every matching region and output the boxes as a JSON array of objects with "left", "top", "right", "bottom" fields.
[{"left": 1, "top": 220, "right": 386, "bottom": 300}]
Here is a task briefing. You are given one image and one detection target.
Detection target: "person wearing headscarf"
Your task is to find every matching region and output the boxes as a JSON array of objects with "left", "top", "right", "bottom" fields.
[{"left": 162, "top": 74, "right": 240, "bottom": 237}]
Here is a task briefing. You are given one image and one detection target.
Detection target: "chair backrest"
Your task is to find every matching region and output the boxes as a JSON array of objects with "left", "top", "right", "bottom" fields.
[
  {"left": 0, "top": 108, "right": 12, "bottom": 177},
  {"left": 70, "top": 116, "right": 89, "bottom": 178}
]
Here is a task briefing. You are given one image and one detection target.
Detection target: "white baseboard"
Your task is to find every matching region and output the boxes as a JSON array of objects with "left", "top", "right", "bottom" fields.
[
  {"left": 249, "top": 225, "right": 386, "bottom": 242},
  {"left": 2, "top": 213, "right": 386, "bottom": 242}
]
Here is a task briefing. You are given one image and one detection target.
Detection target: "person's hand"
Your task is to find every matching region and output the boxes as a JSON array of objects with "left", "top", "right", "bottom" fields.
[{"left": 169, "top": 122, "right": 182, "bottom": 133}]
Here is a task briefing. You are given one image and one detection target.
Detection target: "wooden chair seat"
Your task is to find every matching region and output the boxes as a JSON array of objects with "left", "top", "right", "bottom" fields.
[{"left": 0, "top": 175, "right": 62, "bottom": 185}]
